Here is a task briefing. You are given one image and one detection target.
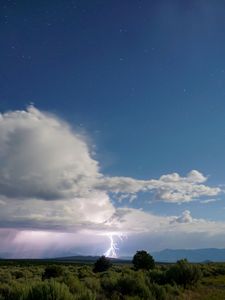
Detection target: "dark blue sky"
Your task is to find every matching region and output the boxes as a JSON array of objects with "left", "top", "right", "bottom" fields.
[{"left": 1, "top": 0, "right": 225, "bottom": 223}]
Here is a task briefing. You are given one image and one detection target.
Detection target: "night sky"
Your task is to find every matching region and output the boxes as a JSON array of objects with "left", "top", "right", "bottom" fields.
[{"left": 1, "top": 0, "right": 225, "bottom": 258}]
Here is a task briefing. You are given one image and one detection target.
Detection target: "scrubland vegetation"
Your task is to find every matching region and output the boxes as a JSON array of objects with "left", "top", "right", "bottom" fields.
[{"left": 0, "top": 252, "right": 225, "bottom": 299}]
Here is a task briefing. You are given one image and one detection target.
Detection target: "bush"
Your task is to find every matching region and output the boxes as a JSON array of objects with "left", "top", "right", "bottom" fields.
[
  {"left": 11, "top": 270, "right": 26, "bottom": 279},
  {"left": 0, "top": 281, "right": 29, "bottom": 300},
  {"left": 78, "top": 266, "right": 93, "bottom": 279},
  {"left": 42, "top": 265, "right": 64, "bottom": 280},
  {"left": 82, "top": 276, "right": 101, "bottom": 292},
  {"left": 22, "top": 280, "right": 74, "bottom": 300},
  {"left": 149, "top": 269, "right": 167, "bottom": 285},
  {"left": 101, "top": 272, "right": 120, "bottom": 298},
  {"left": 166, "top": 259, "right": 202, "bottom": 288},
  {"left": 63, "top": 274, "right": 85, "bottom": 294},
  {"left": 0, "top": 271, "right": 12, "bottom": 283},
  {"left": 93, "top": 256, "right": 112, "bottom": 273},
  {"left": 0, "top": 283, "right": 11, "bottom": 299},
  {"left": 149, "top": 283, "right": 167, "bottom": 300},
  {"left": 116, "top": 273, "right": 153, "bottom": 299},
  {"left": 132, "top": 250, "right": 155, "bottom": 271}
]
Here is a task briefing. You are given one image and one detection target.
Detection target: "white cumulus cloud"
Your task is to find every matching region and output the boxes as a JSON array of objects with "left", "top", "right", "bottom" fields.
[{"left": 0, "top": 106, "right": 223, "bottom": 257}]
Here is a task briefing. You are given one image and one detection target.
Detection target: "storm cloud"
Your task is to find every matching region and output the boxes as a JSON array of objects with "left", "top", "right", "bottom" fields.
[{"left": 0, "top": 106, "right": 223, "bottom": 257}]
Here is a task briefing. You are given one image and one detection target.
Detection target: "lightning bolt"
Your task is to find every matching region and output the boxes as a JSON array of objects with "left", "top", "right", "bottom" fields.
[
  {"left": 104, "top": 233, "right": 124, "bottom": 258},
  {"left": 104, "top": 234, "right": 118, "bottom": 258}
]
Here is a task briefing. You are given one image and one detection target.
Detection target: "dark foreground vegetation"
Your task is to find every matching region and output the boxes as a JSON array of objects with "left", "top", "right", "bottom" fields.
[{"left": 0, "top": 251, "right": 225, "bottom": 299}]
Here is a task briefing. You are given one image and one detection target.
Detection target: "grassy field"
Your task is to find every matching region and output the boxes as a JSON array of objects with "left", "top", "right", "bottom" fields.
[{"left": 0, "top": 259, "right": 225, "bottom": 299}]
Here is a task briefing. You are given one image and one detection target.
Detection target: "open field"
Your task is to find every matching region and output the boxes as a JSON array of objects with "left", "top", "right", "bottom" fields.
[{"left": 0, "top": 259, "right": 225, "bottom": 299}]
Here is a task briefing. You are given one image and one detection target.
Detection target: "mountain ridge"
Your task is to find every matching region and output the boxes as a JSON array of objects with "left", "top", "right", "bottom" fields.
[{"left": 1, "top": 248, "right": 225, "bottom": 262}]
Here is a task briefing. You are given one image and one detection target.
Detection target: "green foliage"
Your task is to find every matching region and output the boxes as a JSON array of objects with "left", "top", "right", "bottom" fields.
[
  {"left": 78, "top": 266, "right": 93, "bottom": 279},
  {"left": 1, "top": 257, "right": 223, "bottom": 300},
  {"left": 149, "top": 269, "right": 167, "bottom": 285},
  {"left": 42, "top": 265, "right": 64, "bottom": 280},
  {"left": 93, "top": 256, "right": 112, "bottom": 273},
  {"left": 149, "top": 283, "right": 167, "bottom": 300},
  {"left": 82, "top": 276, "right": 100, "bottom": 292},
  {"left": 0, "top": 271, "right": 12, "bottom": 284},
  {"left": 0, "top": 281, "right": 29, "bottom": 300},
  {"left": 22, "top": 280, "right": 74, "bottom": 300},
  {"left": 116, "top": 272, "right": 153, "bottom": 299},
  {"left": 100, "top": 271, "right": 120, "bottom": 298},
  {"left": 63, "top": 273, "right": 85, "bottom": 294},
  {"left": 132, "top": 250, "right": 155, "bottom": 271},
  {"left": 11, "top": 270, "right": 25, "bottom": 280},
  {"left": 0, "top": 283, "right": 11, "bottom": 299},
  {"left": 166, "top": 259, "right": 202, "bottom": 288}
]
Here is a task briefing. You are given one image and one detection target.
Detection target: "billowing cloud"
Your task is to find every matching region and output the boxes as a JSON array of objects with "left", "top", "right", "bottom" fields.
[
  {"left": 97, "top": 170, "right": 220, "bottom": 203},
  {"left": 0, "top": 106, "right": 220, "bottom": 206},
  {"left": 172, "top": 210, "right": 193, "bottom": 223},
  {"left": 0, "top": 106, "right": 223, "bottom": 257},
  {"left": 0, "top": 106, "right": 99, "bottom": 200}
]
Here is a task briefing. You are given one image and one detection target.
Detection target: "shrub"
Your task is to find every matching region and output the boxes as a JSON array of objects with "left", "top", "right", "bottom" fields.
[
  {"left": 0, "top": 271, "right": 12, "bottom": 283},
  {"left": 116, "top": 273, "right": 153, "bottom": 299},
  {"left": 149, "top": 269, "right": 167, "bottom": 285},
  {"left": 0, "top": 281, "right": 29, "bottom": 300},
  {"left": 166, "top": 259, "right": 202, "bottom": 288},
  {"left": 82, "top": 276, "right": 101, "bottom": 292},
  {"left": 63, "top": 274, "right": 85, "bottom": 294},
  {"left": 22, "top": 279, "right": 74, "bottom": 300},
  {"left": 42, "top": 265, "right": 64, "bottom": 280},
  {"left": 11, "top": 270, "right": 26, "bottom": 279},
  {"left": 132, "top": 250, "right": 155, "bottom": 271},
  {"left": 149, "top": 283, "right": 167, "bottom": 300},
  {"left": 93, "top": 256, "right": 112, "bottom": 273},
  {"left": 73, "top": 289, "right": 96, "bottom": 300},
  {"left": 163, "top": 284, "right": 181, "bottom": 298},
  {"left": 0, "top": 283, "right": 11, "bottom": 299},
  {"left": 78, "top": 266, "right": 93, "bottom": 279},
  {"left": 101, "top": 272, "right": 119, "bottom": 297}
]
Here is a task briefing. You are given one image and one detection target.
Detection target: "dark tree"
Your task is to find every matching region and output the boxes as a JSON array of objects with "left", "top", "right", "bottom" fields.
[
  {"left": 93, "top": 255, "right": 112, "bottom": 273},
  {"left": 132, "top": 250, "right": 155, "bottom": 270}
]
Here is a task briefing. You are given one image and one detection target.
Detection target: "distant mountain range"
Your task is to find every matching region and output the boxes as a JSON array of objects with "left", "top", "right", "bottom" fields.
[
  {"left": 51, "top": 248, "right": 225, "bottom": 263},
  {"left": 57, "top": 248, "right": 225, "bottom": 262},
  {"left": 1, "top": 248, "right": 225, "bottom": 262},
  {"left": 152, "top": 248, "right": 225, "bottom": 262}
]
